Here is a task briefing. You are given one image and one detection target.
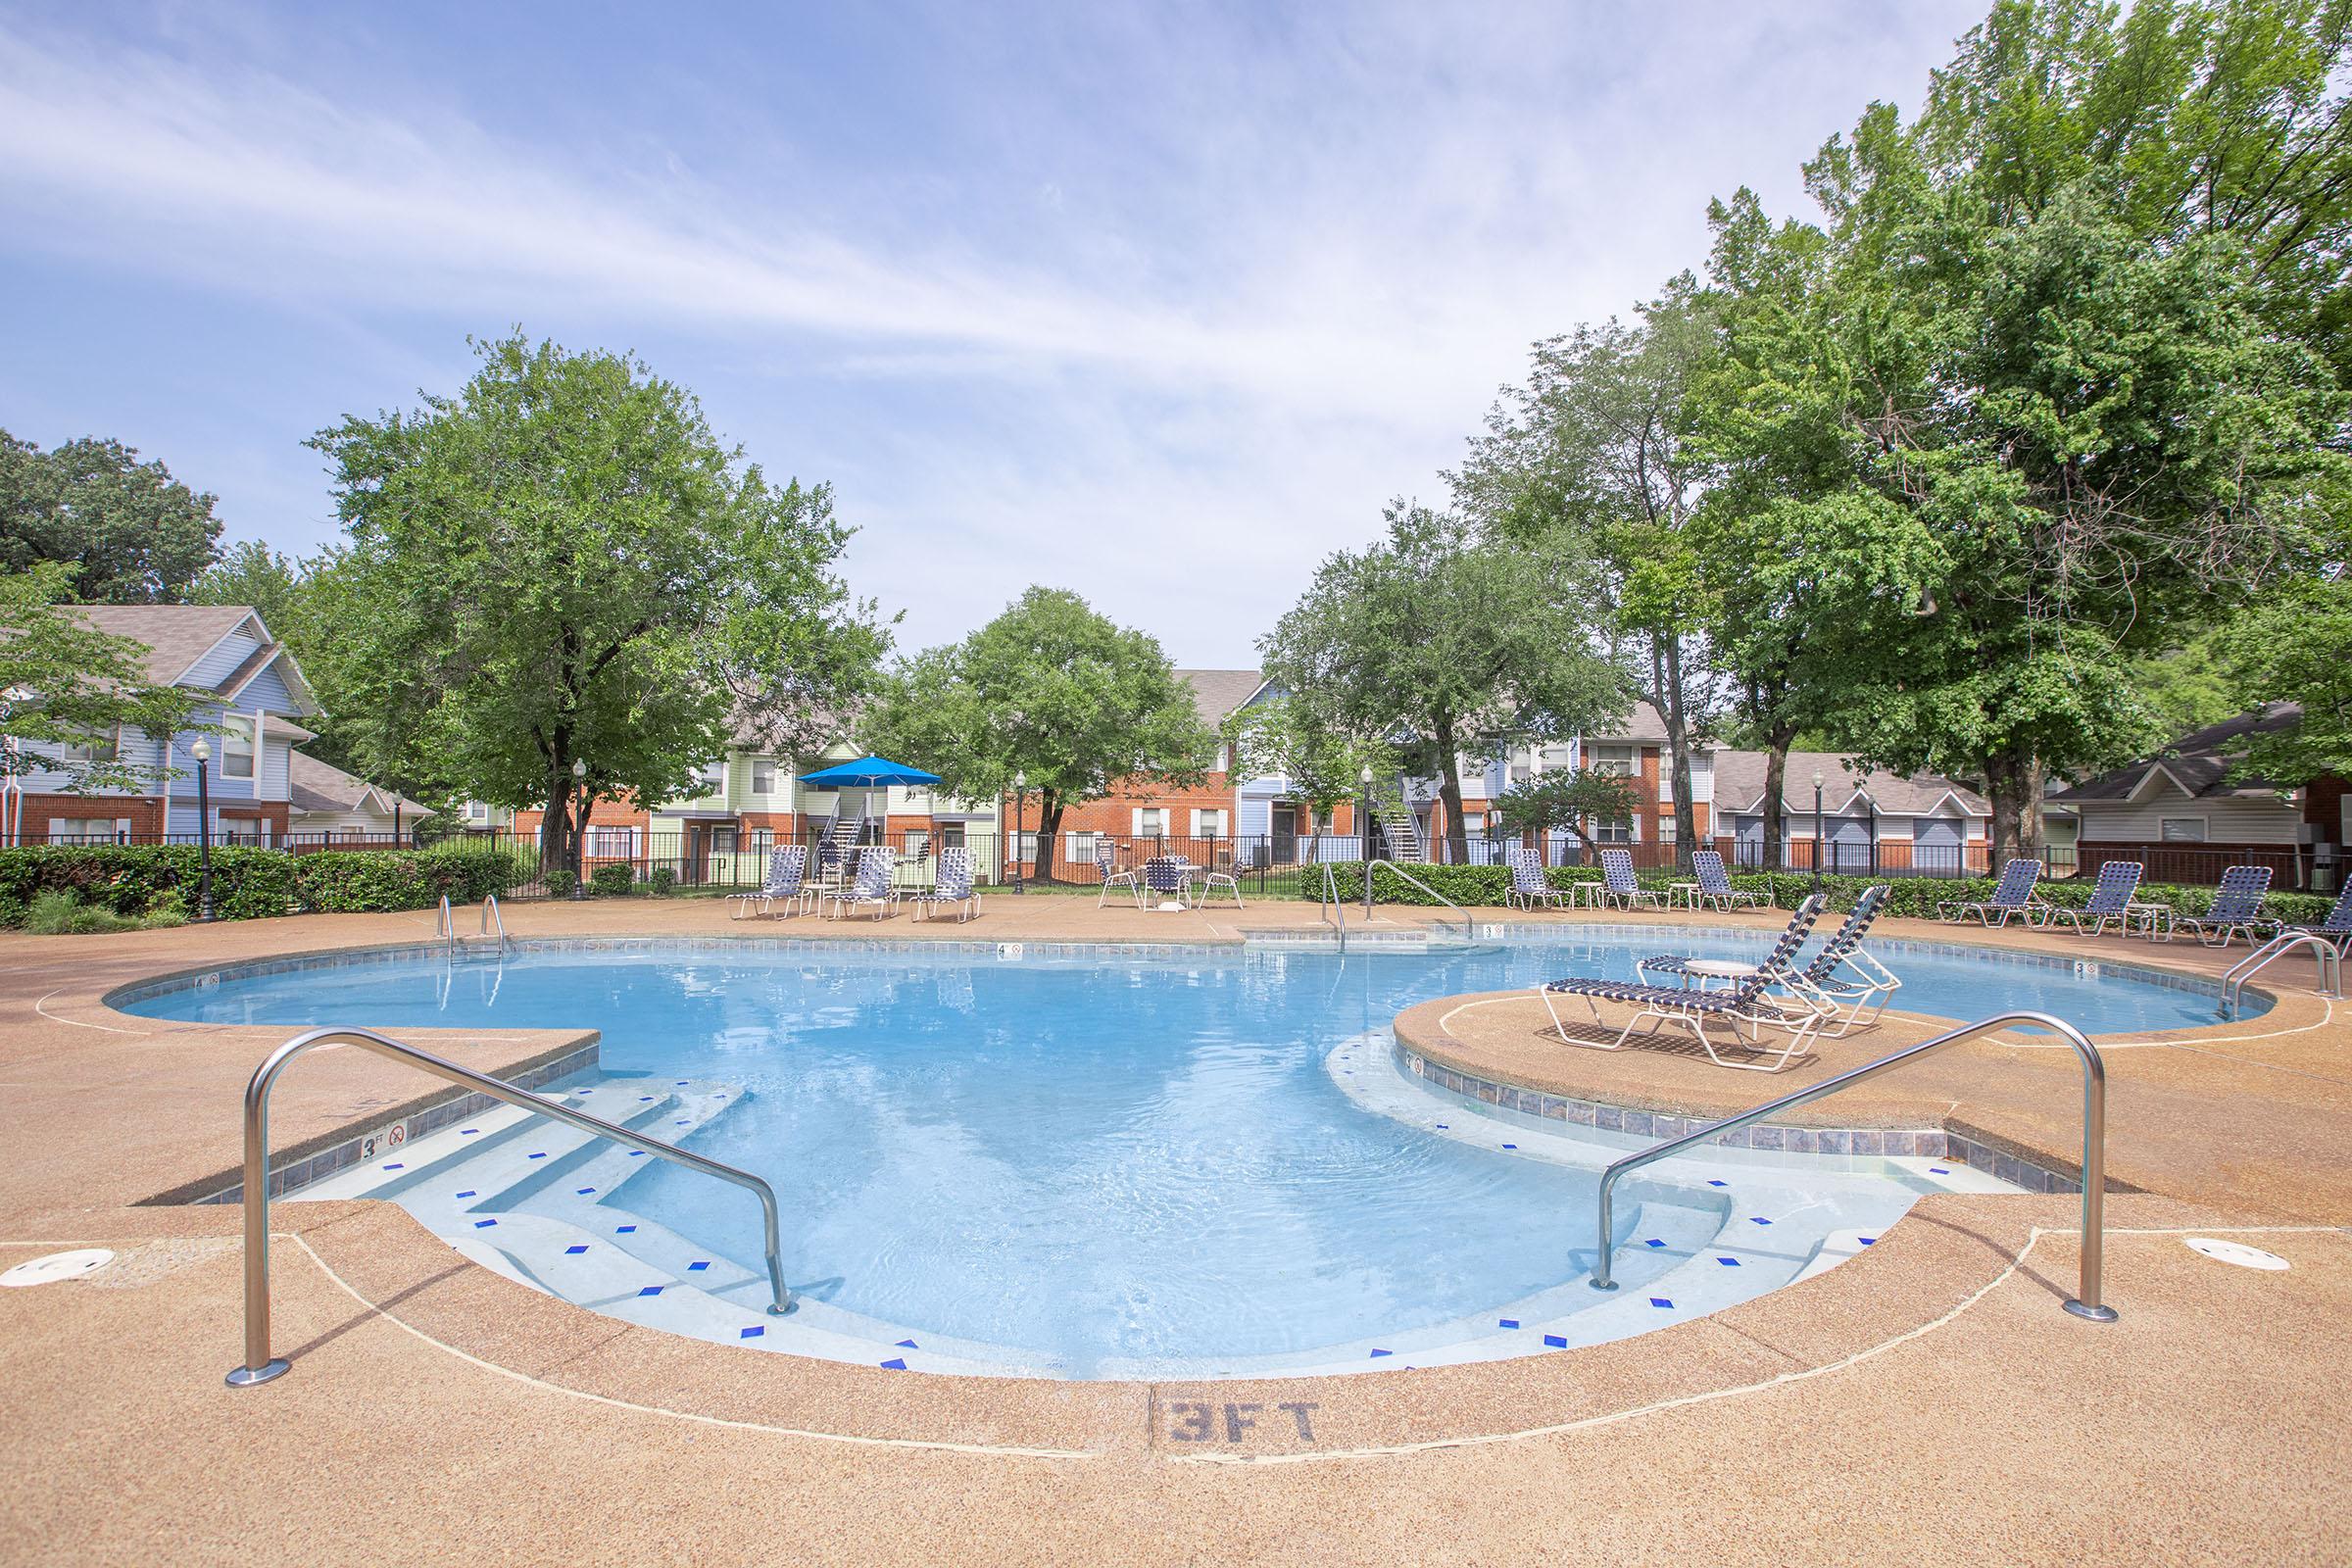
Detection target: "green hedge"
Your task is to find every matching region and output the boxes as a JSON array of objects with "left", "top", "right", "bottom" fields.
[
  {"left": 589, "top": 862, "right": 636, "bottom": 896},
  {"left": 1323, "top": 860, "right": 2337, "bottom": 926},
  {"left": 0, "top": 844, "right": 525, "bottom": 926}
]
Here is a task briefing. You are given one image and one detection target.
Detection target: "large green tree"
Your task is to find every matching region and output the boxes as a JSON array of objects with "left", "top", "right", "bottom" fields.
[
  {"left": 2231, "top": 574, "right": 2352, "bottom": 780},
  {"left": 1220, "top": 693, "right": 1396, "bottom": 825},
  {"left": 1256, "top": 502, "right": 1626, "bottom": 863},
  {"left": 309, "top": 332, "right": 890, "bottom": 873},
  {"left": 0, "top": 430, "right": 222, "bottom": 603},
  {"left": 858, "top": 587, "right": 1216, "bottom": 881},
  {"left": 1, "top": 562, "right": 203, "bottom": 796}
]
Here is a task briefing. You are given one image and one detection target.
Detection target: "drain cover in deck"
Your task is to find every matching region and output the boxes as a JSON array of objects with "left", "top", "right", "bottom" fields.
[
  {"left": 2182, "top": 1238, "right": 2288, "bottom": 1271},
  {"left": 1, "top": 1250, "right": 115, "bottom": 1287}
]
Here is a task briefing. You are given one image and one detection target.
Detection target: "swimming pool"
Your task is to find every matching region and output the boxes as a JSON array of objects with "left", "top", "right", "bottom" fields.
[{"left": 126, "top": 928, "right": 2222, "bottom": 1376}]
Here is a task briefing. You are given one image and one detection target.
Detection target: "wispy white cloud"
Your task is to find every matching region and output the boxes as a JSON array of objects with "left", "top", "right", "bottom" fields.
[{"left": 0, "top": 3, "right": 1988, "bottom": 661}]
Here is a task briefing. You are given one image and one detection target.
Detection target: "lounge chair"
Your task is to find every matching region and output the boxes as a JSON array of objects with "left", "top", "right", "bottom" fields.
[
  {"left": 2278, "top": 882, "right": 2352, "bottom": 956},
  {"left": 2174, "top": 865, "right": 2277, "bottom": 949},
  {"left": 1690, "top": 849, "right": 1768, "bottom": 912},
  {"left": 1637, "top": 896, "right": 1831, "bottom": 987},
  {"left": 816, "top": 808, "right": 865, "bottom": 879},
  {"left": 1142, "top": 856, "right": 1191, "bottom": 908},
  {"left": 908, "top": 847, "right": 981, "bottom": 922},
  {"left": 1191, "top": 849, "right": 1245, "bottom": 909},
  {"left": 1595, "top": 848, "right": 1667, "bottom": 911},
  {"left": 1936, "top": 858, "right": 2043, "bottom": 927},
  {"left": 726, "top": 845, "right": 808, "bottom": 920},
  {"left": 1096, "top": 842, "right": 1142, "bottom": 908},
  {"left": 1504, "top": 847, "right": 1570, "bottom": 910},
  {"left": 822, "top": 846, "right": 899, "bottom": 921},
  {"left": 1778, "top": 885, "right": 1899, "bottom": 1036},
  {"left": 2041, "top": 860, "right": 2143, "bottom": 937},
  {"left": 1540, "top": 895, "right": 1830, "bottom": 1072}
]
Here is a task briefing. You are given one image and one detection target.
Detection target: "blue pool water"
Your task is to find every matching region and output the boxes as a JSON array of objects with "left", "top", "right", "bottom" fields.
[{"left": 126, "top": 931, "right": 2223, "bottom": 1371}]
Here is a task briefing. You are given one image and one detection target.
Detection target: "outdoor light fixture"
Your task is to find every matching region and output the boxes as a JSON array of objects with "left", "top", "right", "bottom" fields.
[
  {"left": 570, "top": 759, "right": 588, "bottom": 897},
  {"left": 1011, "top": 770, "right": 1026, "bottom": 895},
  {"left": 1359, "top": 762, "right": 1375, "bottom": 860},
  {"left": 1812, "top": 768, "right": 1827, "bottom": 893},
  {"left": 189, "top": 737, "right": 216, "bottom": 922}
]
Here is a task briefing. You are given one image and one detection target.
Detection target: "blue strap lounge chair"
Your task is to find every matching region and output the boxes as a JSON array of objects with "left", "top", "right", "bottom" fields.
[
  {"left": 908, "top": 847, "right": 980, "bottom": 923},
  {"left": 2279, "top": 881, "right": 2352, "bottom": 956},
  {"left": 1096, "top": 842, "right": 1142, "bottom": 909},
  {"left": 1595, "top": 848, "right": 1667, "bottom": 911},
  {"left": 2175, "top": 865, "right": 2277, "bottom": 949},
  {"left": 1936, "top": 858, "right": 2043, "bottom": 927},
  {"left": 1778, "top": 885, "right": 1899, "bottom": 1036},
  {"left": 726, "top": 845, "right": 808, "bottom": 920},
  {"left": 1690, "top": 849, "right": 1768, "bottom": 912},
  {"left": 2042, "top": 861, "right": 2144, "bottom": 937},
  {"left": 823, "top": 846, "right": 899, "bottom": 921},
  {"left": 1540, "top": 896, "right": 1830, "bottom": 1072},
  {"left": 1505, "top": 847, "right": 1569, "bottom": 910},
  {"left": 1638, "top": 897, "right": 1826, "bottom": 987},
  {"left": 1143, "top": 856, "right": 1192, "bottom": 908}
]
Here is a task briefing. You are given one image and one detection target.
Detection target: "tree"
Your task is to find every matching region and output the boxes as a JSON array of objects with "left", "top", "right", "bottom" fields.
[
  {"left": 1454, "top": 278, "right": 1725, "bottom": 867},
  {"left": 308, "top": 332, "right": 890, "bottom": 874},
  {"left": 0, "top": 430, "right": 222, "bottom": 603},
  {"left": 858, "top": 587, "right": 1216, "bottom": 881},
  {"left": 2231, "top": 574, "right": 2352, "bottom": 780},
  {"left": 1256, "top": 502, "right": 1627, "bottom": 863},
  {"left": 1490, "top": 768, "right": 1642, "bottom": 861},
  {"left": 189, "top": 541, "right": 318, "bottom": 635},
  {"left": 1219, "top": 694, "right": 1395, "bottom": 825},
  {"left": 0, "top": 563, "right": 204, "bottom": 793}
]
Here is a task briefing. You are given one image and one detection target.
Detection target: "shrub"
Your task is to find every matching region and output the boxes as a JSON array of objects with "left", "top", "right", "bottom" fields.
[
  {"left": 648, "top": 865, "right": 677, "bottom": 895},
  {"left": 0, "top": 843, "right": 524, "bottom": 924},
  {"left": 544, "top": 868, "right": 579, "bottom": 899},
  {"left": 590, "top": 862, "right": 636, "bottom": 897},
  {"left": 25, "top": 888, "right": 81, "bottom": 934}
]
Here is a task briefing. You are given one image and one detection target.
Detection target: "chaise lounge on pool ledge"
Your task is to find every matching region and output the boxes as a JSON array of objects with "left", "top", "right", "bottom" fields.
[{"left": 1, "top": 897, "right": 2346, "bottom": 1560}]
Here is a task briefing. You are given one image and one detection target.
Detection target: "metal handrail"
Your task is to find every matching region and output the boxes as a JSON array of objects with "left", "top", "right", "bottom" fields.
[
  {"left": 2220, "top": 930, "right": 2342, "bottom": 1015},
  {"left": 480, "top": 893, "right": 509, "bottom": 956},
  {"left": 225, "top": 1025, "right": 793, "bottom": 1389},
  {"left": 1362, "top": 858, "right": 1476, "bottom": 945},
  {"left": 1317, "top": 861, "right": 1348, "bottom": 952},
  {"left": 434, "top": 893, "right": 454, "bottom": 956},
  {"left": 437, "top": 893, "right": 510, "bottom": 957},
  {"left": 1590, "top": 1009, "right": 2118, "bottom": 1323}
]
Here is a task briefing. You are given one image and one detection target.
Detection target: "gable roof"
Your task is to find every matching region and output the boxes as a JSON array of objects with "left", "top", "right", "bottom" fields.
[
  {"left": 287, "top": 751, "right": 433, "bottom": 820},
  {"left": 1177, "top": 669, "right": 1265, "bottom": 728},
  {"left": 2053, "top": 703, "right": 2307, "bottom": 804},
  {"left": 1711, "top": 750, "right": 1989, "bottom": 817},
  {"left": 74, "top": 605, "right": 259, "bottom": 687}
]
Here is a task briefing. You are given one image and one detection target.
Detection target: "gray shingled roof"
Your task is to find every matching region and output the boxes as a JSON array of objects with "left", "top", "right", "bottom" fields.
[
  {"left": 1178, "top": 669, "right": 1265, "bottom": 728},
  {"left": 287, "top": 751, "right": 433, "bottom": 820},
  {"left": 2053, "top": 703, "right": 2306, "bottom": 802},
  {"left": 1710, "top": 749, "right": 1988, "bottom": 817},
  {"left": 74, "top": 605, "right": 258, "bottom": 686}
]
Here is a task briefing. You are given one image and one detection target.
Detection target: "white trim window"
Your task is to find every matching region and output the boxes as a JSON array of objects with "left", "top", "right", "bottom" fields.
[
  {"left": 1191, "top": 808, "right": 1228, "bottom": 838},
  {"left": 61, "top": 726, "right": 120, "bottom": 765},
  {"left": 1065, "top": 830, "right": 1099, "bottom": 862},
  {"left": 2159, "top": 817, "right": 2208, "bottom": 843},
  {"left": 589, "top": 826, "right": 636, "bottom": 858},
  {"left": 751, "top": 758, "right": 778, "bottom": 796},
  {"left": 1134, "top": 807, "right": 1169, "bottom": 837},
  {"left": 48, "top": 817, "right": 126, "bottom": 844},
  {"left": 223, "top": 718, "right": 256, "bottom": 780}
]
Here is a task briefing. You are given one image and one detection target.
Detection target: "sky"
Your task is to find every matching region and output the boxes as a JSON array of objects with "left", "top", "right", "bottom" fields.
[{"left": 0, "top": 0, "right": 1989, "bottom": 666}]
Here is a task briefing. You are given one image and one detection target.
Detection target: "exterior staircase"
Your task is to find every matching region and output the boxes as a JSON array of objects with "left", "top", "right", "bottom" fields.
[{"left": 1375, "top": 805, "right": 1428, "bottom": 862}]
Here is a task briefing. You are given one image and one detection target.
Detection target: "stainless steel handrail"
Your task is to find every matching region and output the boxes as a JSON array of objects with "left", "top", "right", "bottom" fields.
[
  {"left": 437, "top": 893, "right": 509, "bottom": 957},
  {"left": 2220, "top": 930, "right": 2342, "bottom": 1015},
  {"left": 434, "top": 893, "right": 455, "bottom": 956},
  {"left": 1318, "top": 861, "right": 1348, "bottom": 953},
  {"left": 480, "top": 893, "right": 509, "bottom": 956},
  {"left": 1362, "top": 858, "right": 1476, "bottom": 945},
  {"left": 225, "top": 1025, "right": 793, "bottom": 1389},
  {"left": 1589, "top": 1009, "right": 2117, "bottom": 1323}
]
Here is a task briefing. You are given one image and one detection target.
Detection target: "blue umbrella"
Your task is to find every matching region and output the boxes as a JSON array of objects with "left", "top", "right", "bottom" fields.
[{"left": 797, "top": 755, "right": 942, "bottom": 789}]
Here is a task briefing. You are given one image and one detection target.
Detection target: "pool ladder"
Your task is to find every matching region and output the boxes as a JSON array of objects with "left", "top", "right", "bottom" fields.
[
  {"left": 1589, "top": 1009, "right": 2119, "bottom": 1324},
  {"left": 2218, "top": 931, "right": 2342, "bottom": 1016},
  {"left": 1362, "top": 858, "right": 1476, "bottom": 945},
  {"left": 435, "top": 893, "right": 509, "bottom": 959},
  {"left": 1317, "top": 862, "right": 1347, "bottom": 952},
  {"left": 225, "top": 1025, "right": 793, "bottom": 1388}
]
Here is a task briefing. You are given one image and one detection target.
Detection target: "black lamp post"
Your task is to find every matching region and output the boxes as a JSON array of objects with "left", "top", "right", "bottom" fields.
[
  {"left": 189, "top": 736, "right": 216, "bottom": 922},
  {"left": 570, "top": 758, "right": 588, "bottom": 898},
  {"left": 1010, "top": 770, "right": 1026, "bottom": 895},
  {"left": 1359, "top": 761, "right": 1375, "bottom": 861},
  {"left": 1811, "top": 767, "right": 1826, "bottom": 894}
]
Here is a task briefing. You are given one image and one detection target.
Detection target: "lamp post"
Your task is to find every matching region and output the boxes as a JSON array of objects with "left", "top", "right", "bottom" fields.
[
  {"left": 1359, "top": 762, "right": 1375, "bottom": 861},
  {"left": 570, "top": 758, "right": 588, "bottom": 899},
  {"left": 1811, "top": 768, "right": 1827, "bottom": 894},
  {"left": 1010, "top": 770, "right": 1026, "bottom": 895},
  {"left": 189, "top": 737, "right": 216, "bottom": 922}
]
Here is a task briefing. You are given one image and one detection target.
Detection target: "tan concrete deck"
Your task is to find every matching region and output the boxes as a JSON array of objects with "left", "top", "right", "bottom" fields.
[{"left": 0, "top": 895, "right": 2346, "bottom": 1565}]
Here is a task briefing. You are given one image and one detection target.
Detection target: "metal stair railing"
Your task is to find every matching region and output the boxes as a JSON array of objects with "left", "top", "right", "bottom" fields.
[
  {"left": 1317, "top": 861, "right": 1348, "bottom": 953},
  {"left": 1589, "top": 1009, "right": 2118, "bottom": 1323},
  {"left": 435, "top": 894, "right": 511, "bottom": 958},
  {"left": 1362, "top": 858, "right": 1476, "bottom": 945},
  {"left": 2219, "top": 930, "right": 2342, "bottom": 1016},
  {"left": 225, "top": 1025, "right": 792, "bottom": 1389}
]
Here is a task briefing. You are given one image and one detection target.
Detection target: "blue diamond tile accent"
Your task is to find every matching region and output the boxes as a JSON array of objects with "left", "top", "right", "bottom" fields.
[
  {"left": 1649, "top": 1297, "right": 1674, "bottom": 1308},
  {"left": 740, "top": 1326, "right": 764, "bottom": 1340},
  {"left": 527, "top": 1152, "right": 547, "bottom": 1160},
  {"left": 637, "top": 1285, "right": 663, "bottom": 1298},
  {"left": 1500, "top": 1143, "right": 1518, "bottom": 1150},
  {"left": 473, "top": 1219, "right": 497, "bottom": 1228},
  {"left": 896, "top": 1339, "right": 917, "bottom": 1348},
  {"left": 639, "top": 1097, "right": 655, "bottom": 1102},
  {"left": 1716, "top": 1256, "right": 1740, "bottom": 1267},
  {"left": 627, "top": 1152, "right": 645, "bottom": 1157},
  {"left": 675, "top": 1120, "right": 689, "bottom": 1126},
  {"left": 455, "top": 1190, "right": 477, "bottom": 1199},
  {"left": 1859, "top": 1236, "right": 1878, "bottom": 1246},
  {"left": 1368, "top": 1348, "right": 1394, "bottom": 1357},
  {"left": 1643, "top": 1238, "right": 1666, "bottom": 1249},
  {"left": 1750, "top": 1216, "right": 1773, "bottom": 1226},
  {"left": 687, "top": 1260, "right": 710, "bottom": 1272},
  {"left": 1497, "top": 1318, "right": 1520, "bottom": 1329},
  {"left": 1543, "top": 1334, "right": 1567, "bottom": 1348},
  {"left": 461, "top": 1129, "right": 479, "bottom": 1136},
  {"left": 382, "top": 1162, "right": 404, "bottom": 1171},
  {"left": 879, "top": 1357, "right": 907, "bottom": 1370},
  {"left": 564, "top": 1245, "right": 588, "bottom": 1255},
  {"left": 676, "top": 1080, "right": 689, "bottom": 1086},
  {"left": 1930, "top": 1166, "right": 1950, "bottom": 1175},
  {"left": 1707, "top": 1179, "right": 1729, "bottom": 1187},
  {"left": 615, "top": 1225, "right": 637, "bottom": 1234},
  {"left": 1435, "top": 1123, "right": 1448, "bottom": 1129},
  {"left": 575, "top": 1188, "right": 596, "bottom": 1196}
]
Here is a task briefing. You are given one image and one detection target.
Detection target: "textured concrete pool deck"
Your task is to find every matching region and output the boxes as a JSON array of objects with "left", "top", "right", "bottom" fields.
[{"left": 1, "top": 896, "right": 2347, "bottom": 1564}]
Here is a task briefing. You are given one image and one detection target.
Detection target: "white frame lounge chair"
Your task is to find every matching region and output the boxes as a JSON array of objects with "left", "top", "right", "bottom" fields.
[
  {"left": 1540, "top": 896, "right": 1830, "bottom": 1072},
  {"left": 2042, "top": 861, "right": 2144, "bottom": 937},
  {"left": 726, "top": 845, "right": 808, "bottom": 920},
  {"left": 1689, "top": 849, "right": 1769, "bottom": 912},
  {"left": 1595, "top": 848, "right": 1667, "bottom": 911},
  {"left": 2175, "top": 865, "right": 2277, "bottom": 949},
  {"left": 1191, "top": 847, "right": 1245, "bottom": 909},
  {"left": 1504, "top": 847, "right": 1570, "bottom": 910},
  {"left": 1776, "top": 885, "right": 1899, "bottom": 1036},
  {"left": 1936, "top": 858, "right": 2043, "bottom": 927},
  {"left": 1637, "top": 896, "right": 1829, "bottom": 988},
  {"left": 1096, "top": 842, "right": 1143, "bottom": 908},
  {"left": 1142, "top": 855, "right": 1193, "bottom": 909},
  {"left": 823, "top": 845, "right": 899, "bottom": 921},
  {"left": 2278, "top": 882, "right": 2352, "bottom": 956},
  {"left": 909, "top": 847, "right": 981, "bottom": 922}
]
